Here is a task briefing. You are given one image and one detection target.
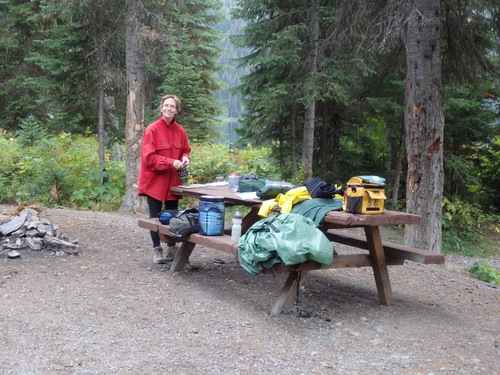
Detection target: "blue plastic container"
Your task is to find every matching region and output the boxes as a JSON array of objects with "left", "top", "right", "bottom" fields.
[{"left": 199, "top": 195, "right": 225, "bottom": 236}]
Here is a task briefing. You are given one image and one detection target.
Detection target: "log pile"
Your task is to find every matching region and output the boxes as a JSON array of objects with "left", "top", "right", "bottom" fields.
[{"left": 0, "top": 207, "right": 78, "bottom": 258}]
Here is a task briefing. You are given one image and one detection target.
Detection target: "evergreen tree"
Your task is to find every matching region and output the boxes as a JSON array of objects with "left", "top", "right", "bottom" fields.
[
  {"left": 121, "top": 0, "right": 224, "bottom": 212},
  {"left": 233, "top": 0, "right": 377, "bottom": 180},
  {"left": 0, "top": 0, "right": 46, "bottom": 129},
  {"left": 146, "top": 0, "right": 224, "bottom": 143},
  {"left": 25, "top": 0, "right": 97, "bottom": 133}
]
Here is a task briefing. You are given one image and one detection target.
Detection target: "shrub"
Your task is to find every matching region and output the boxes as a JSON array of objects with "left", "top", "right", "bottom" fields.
[
  {"left": 442, "top": 196, "right": 497, "bottom": 257},
  {"left": 189, "top": 143, "right": 282, "bottom": 183},
  {"left": 15, "top": 116, "right": 46, "bottom": 146},
  {"left": 0, "top": 132, "right": 126, "bottom": 209},
  {"left": 0, "top": 135, "right": 284, "bottom": 210},
  {"left": 468, "top": 261, "right": 500, "bottom": 285}
]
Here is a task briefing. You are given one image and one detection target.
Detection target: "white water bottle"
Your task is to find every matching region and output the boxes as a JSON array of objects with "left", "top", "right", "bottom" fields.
[{"left": 231, "top": 211, "right": 242, "bottom": 242}]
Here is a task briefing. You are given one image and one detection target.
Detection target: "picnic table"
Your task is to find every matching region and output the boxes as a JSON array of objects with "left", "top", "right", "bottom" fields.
[{"left": 138, "top": 184, "right": 445, "bottom": 315}]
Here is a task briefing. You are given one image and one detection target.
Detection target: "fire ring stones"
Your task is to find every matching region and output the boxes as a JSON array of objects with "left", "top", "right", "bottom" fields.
[{"left": 1, "top": 208, "right": 79, "bottom": 258}]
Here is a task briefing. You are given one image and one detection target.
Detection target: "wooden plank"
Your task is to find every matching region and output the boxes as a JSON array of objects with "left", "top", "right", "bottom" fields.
[
  {"left": 138, "top": 218, "right": 238, "bottom": 255},
  {"left": 262, "top": 255, "right": 403, "bottom": 274},
  {"left": 324, "top": 210, "right": 421, "bottom": 227},
  {"left": 364, "top": 226, "right": 393, "bottom": 305},
  {"left": 139, "top": 218, "right": 407, "bottom": 273},
  {"left": 170, "top": 242, "right": 195, "bottom": 273},
  {"left": 270, "top": 270, "right": 310, "bottom": 316},
  {"left": 267, "top": 254, "right": 405, "bottom": 315},
  {"left": 171, "top": 185, "right": 261, "bottom": 206},
  {"left": 270, "top": 271, "right": 299, "bottom": 315},
  {"left": 325, "top": 229, "right": 445, "bottom": 264},
  {"left": 171, "top": 185, "right": 421, "bottom": 228},
  {"left": 325, "top": 254, "right": 403, "bottom": 268}
]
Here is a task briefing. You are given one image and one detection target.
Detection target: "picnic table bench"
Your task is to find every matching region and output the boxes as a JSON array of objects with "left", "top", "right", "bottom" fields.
[{"left": 138, "top": 184, "right": 444, "bottom": 315}]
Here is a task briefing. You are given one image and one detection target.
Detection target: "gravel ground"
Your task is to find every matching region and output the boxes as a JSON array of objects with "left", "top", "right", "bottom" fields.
[{"left": 1, "top": 205, "right": 499, "bottom": 375}]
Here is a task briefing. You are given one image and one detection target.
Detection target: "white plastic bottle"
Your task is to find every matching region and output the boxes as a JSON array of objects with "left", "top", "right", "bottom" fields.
[{"left": 231, "top": 211, "right": 242, "bottom": 242}]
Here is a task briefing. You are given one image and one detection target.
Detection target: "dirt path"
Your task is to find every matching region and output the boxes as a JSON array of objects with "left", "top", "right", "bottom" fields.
[{"left": 1, "top": 206, "right": 499, "bottom": 374}]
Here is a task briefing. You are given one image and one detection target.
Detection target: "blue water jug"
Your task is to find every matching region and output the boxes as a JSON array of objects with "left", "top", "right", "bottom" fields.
[{"left": 199, "top": 195, "right": 225, "bottom": 236}]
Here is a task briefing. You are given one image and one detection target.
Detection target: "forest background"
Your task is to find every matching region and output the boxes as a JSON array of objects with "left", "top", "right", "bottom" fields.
[{"left": 0, "top": 0, "right": 499, "bottom": 258}]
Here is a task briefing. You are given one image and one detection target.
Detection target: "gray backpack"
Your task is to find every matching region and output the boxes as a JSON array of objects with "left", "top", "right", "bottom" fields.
[{"left": 168, "top": 208, "right": 199, "bottom": 237}]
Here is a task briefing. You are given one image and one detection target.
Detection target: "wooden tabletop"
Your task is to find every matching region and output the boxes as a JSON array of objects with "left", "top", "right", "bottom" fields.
[
  {"left": 171, "top": 184, "right": 421, "bottom": 227},
  {"left": 171, "top": 184, "right": 262, "bottom": 205},
  {"left": 324, "top": 209, "right": 421, "bottom": 226}
]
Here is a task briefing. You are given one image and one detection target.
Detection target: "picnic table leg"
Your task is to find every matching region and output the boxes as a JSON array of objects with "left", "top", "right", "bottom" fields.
[
  {"left": 170, "top": 241, "right": 195, "bottom": 273},
  {"left": 364, "top": 226, "right": 393, "bottom": 305},
  {"left": 241, "top": 206, "right": 261, "bottom": 234},
  {"left": 270, "top": 270, "right": 308, "bottom": 315}
]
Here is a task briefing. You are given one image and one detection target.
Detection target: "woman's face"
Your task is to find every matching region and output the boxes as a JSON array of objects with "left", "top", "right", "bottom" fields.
[{"left": 160, "top": 98, "right": 178, "bottom": 123}]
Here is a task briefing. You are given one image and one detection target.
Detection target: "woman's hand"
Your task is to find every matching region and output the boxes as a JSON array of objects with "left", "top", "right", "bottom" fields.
[
  {"left": 173, "top": 160, "right": 184, "bottom": 170},
  {"left": 173, "top": 157, "right": 190, "bottom": 169}
]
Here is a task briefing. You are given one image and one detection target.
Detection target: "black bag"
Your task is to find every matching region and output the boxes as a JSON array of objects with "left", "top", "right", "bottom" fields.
[
  {"left": 168, "top": 208, "right": 199, "bottom": 237},
  {"left": 304, "top": 177, "right": 344, "bottom": 199},
  {"left": 158, "top": 209, "right": 179, "bottom": 225}
]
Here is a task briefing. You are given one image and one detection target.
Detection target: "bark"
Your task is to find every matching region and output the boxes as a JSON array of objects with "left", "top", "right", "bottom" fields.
[
  {"left": 301, "top": 0, "right": 319, "bottom": 181},
  {"left": 120, "top": 0, "right": 147, "bottom": 213},
  {"left": 95, "top": 0, "right": 105, "bottom": 178},
  {"left": 278, "top": 120, "right": 285, "bottom": 171},
  {"left": 404, "top": 0, "right": 444, "bottom": 253},
  {"left": 105, "top": 96, "right": 123, "bottom": 162},
  {"left": 331, "top": 112, "right": 341, "bottom": 182},
  {"left": 290, "top": 103, "right": 298, "bottom": 180},
  {"left": 302, "top": 104, "right": 315, "bottom": 180},
  {"left": 320, "top": 105, "right": 328, "bottom": 180},
  {"left": 390, "top": 136, "right": 404, "bottom": 210}
]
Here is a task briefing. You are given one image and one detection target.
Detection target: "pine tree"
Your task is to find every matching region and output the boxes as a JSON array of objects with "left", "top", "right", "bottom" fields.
[
  {"left": 146, "top": 0, "right": 225, "bottom": 143},
  {"left": 0, "top": 0, "right": 47, "bottom": 129}
]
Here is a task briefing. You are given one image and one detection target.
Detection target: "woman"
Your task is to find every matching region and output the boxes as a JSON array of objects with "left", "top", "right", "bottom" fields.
[{"left": 138, "top": 94, "right": 191, "bottom": 264}]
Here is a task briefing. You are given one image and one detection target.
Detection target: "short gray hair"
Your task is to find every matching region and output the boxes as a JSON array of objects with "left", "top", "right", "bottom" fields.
[{"left": 159, "top": 94, "right": 182, "bottom": 114}]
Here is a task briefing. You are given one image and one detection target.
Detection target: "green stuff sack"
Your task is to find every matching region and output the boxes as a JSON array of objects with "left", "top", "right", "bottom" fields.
[
  {"left": 256, "top": 184, "right": 292, "bottom": 200},
  {"left": 238, "top": 174, "right": 266, "bottom": 192},
  {"left": 237, "top": 213, "right": 334, "bottom": 275}
]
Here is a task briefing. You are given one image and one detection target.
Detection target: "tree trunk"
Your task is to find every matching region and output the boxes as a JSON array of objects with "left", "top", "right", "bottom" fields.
[
  {"left": 290, "top": 103, "right": 298, "bottom": 180},
  {"left": 404, "top": 0, "right": 444, "bottom": 253},
  {"left": 301, "top": 0, "right": 319, "bottom": 181},
  {"left": 302, "top": 104, "right": 315, "bottom": 180},
  {"left": 278, "top": 120, "right": 285, "bottom": 172},
  {"left": 105, "top": 95, "right": 123, "bottom": 162},
  {"left": 320, "top": 105, "right": 327, "bottom": 181},
  {"left": 120, "top": 0, "right": 147, "bottom": 213},
  {"left": 331, "top": 112, "right": 341, "bottom": 182},
  {"left": 390, "top": 135, "right": 404, "bottom": 210},
  {"left": 95, "top": 0, "right": 105, "bottom": 179}
]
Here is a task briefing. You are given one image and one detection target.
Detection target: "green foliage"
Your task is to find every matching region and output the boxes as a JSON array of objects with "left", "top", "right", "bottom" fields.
[
  {"left": 81, "top": 163, "right": 126, "bottom": 210},
  {"left": 441, "top": 196, "right": 498, "bottom": 256},
  {"left": 0, "top": 133, "right": 125, "bottom": 210},
  {"left": 443, "top": 85, "right": 498, "bottom": 201},
  {"left": 145, "top": 0, "right": 225, "bottom": 143},
  {"left": 2, "top": 0, "right": 222, "bottom": 139},
  {"left": 189, "top": 143, "right": 282, "bottom": 183},
  {"left": 468, "top": 261, "right": 500, "bottom": 285},
  {"left": 0, "top": 0, "right": 44, "bottom": 130},
  {"left": 1, "top": 133, "right": 285, "bottom": 210},
  {"left": 15, "top": 116, "right": 46, "bottom": 146},
  {"left": 468, "top": 135, "right": 500, "bottom": 211}
]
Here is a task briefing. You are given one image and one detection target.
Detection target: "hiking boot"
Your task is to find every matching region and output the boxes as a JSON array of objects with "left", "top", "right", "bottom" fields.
[
  {"left": 153, "top": 246, "right": 166, "bottom": 264},
  {"left": 164, "top": 244, "right": 177, "bottom": 262}
]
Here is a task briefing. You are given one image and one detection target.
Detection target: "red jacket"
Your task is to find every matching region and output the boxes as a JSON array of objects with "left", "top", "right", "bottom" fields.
[{"left": 138, "top": 117, "right": 191, "bottom": 201}]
